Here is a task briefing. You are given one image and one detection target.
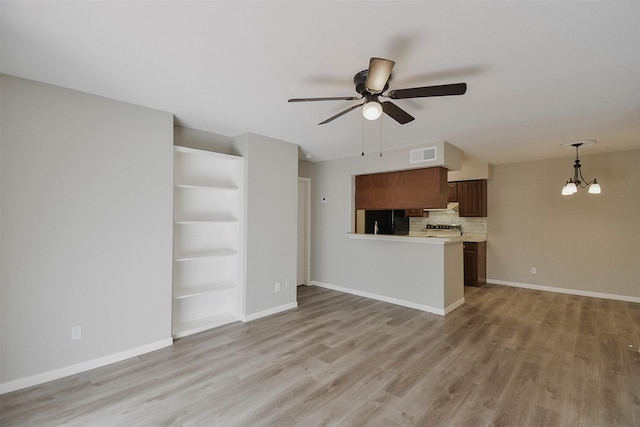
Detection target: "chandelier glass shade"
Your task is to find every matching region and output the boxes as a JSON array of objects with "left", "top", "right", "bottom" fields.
[{"left": 561, "top": 141, "right": 601, "bottom": 196}]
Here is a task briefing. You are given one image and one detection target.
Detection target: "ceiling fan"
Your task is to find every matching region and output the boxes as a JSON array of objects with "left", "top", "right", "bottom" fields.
[{"left": 288, "top": 57, "right": 467, "bottom": 125}]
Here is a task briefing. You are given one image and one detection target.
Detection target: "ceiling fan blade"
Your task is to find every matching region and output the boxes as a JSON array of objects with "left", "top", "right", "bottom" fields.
[
  {"left": 381, "top": 101, "right": 414, "bottom": 124},
  {"left": 387, "top": 82, "right": 467, "bottom": 99},
  {"left": 318, "top": 102, "right": 365, "bottom": 125},
  {"left": 288, "top": 96, "right": 362, "bottom": 102},
  {"left": 365, "top": 57, "right": 395, "bottom": 94}
]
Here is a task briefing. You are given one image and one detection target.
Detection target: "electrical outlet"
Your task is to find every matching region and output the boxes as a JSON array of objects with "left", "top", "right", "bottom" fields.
[
  {"left": 285, "top": 280, "right": 290, "bottom": 289},
  {"left": 531, "top": 267, "right": 537, "bottom": 275},
  {"left": 71, "top": 325, "right": 82, "bottom": 340},
  {"left": 275, "top": 282, "right": 280, "bottom": 292}
]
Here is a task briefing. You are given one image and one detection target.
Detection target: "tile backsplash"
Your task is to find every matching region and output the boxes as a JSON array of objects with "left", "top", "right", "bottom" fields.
[{"left": 409, "top": 210, "right": 487, "bottom": 234}]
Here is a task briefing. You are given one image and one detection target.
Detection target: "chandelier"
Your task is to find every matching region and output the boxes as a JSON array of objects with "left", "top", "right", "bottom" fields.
[{"left": 561, "top": 140, "right": 601, "bottom": 195}]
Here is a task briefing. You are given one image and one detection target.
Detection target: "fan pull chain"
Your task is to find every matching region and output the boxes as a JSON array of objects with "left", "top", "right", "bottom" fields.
[
  {"left": 361, "top": 115, "right": 365, "bottom": 156},
  {"left": 379, "top": 115, "right": 383, "bottom": 157}
]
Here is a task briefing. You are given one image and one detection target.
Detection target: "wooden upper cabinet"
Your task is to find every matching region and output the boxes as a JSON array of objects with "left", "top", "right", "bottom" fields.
[
  {"left": 355, "top": 167, "right": 448, "bottom": 210},
  {"left": 458, "top": 180, "right": 487, "bottom": 217},
  {"left": 448, "top": 182, "right": 459, "bottom": 202}
]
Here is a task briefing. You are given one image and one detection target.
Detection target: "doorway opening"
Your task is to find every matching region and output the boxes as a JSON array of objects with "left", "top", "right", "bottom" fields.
[{"left": 297, "top": 178, "right": 310, "bottom": 286}]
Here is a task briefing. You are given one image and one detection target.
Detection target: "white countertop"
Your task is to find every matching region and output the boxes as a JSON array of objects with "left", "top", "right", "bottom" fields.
[
  {"left": 347, "top": 232, "right": 487, "bottom": 243},
  {"left": 346, "top": 233, "right": 464, "bottom": 245},
  {"left": 461, "top": 233, "right": 487, "bottom": 242}
]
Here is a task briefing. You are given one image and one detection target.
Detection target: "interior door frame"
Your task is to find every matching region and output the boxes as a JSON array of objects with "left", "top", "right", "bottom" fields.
[{"left": 298, "top": 177, "right": 311, "bottom": 286}]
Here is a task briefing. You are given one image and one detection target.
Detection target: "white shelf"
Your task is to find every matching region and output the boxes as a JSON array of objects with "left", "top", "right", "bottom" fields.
[
  {"left": 175, "top": 219, "right": 238, "bottom": 225},
  {"left": 175, "top": 184, "right": 238, "bottom": 191},
  {"left": 174, "top": 146, "right": 242, "bottom": 161},
  {"left": 174, "top": 250, "right": 237, "bottom": 262},
  {"left": 173, "top": 282, "right": 237, "bottom": 299},
  {"left": 172, "top": 313, "right": 238, "bottom": 339},
  {"left": 172, "top": 145, "right": 243, "bottom": 339}
]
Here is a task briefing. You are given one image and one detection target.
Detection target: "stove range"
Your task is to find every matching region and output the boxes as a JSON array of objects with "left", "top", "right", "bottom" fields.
[{"left": 424, "top": 224, "right": 462, "bottom": 237}]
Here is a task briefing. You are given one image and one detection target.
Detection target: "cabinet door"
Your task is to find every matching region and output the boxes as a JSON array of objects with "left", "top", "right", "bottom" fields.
[
  {"left": 464, "top": 241, "right": 486, "bottom": 287},
  {"left": 459, "top": 180, "right": 487, "bottom": 217},
  {"left": 448, "top": 182, "right": 459, "bottom": 202},
  {"left": 476, "top": 241, "right": 487, "bottom": 286},
  {"left": 463, "top": 243, "right": 478, "bottom": 286}
]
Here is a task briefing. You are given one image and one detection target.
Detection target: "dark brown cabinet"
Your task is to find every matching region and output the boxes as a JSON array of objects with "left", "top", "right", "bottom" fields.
[
  {"left": 448, "top": 182, "right": 459, "bottom": 202},
  {"left": 449, "top": 180, "right": 487, "bottom": 217},
  {"left": 459, "top": 180, "right": 487, "bottom": 217},
  {"left": 355, "top": 167, "right": 448, "bottom": 210},
  {"left": 463, "top": 241, "right": 486, "bottom": 287}
]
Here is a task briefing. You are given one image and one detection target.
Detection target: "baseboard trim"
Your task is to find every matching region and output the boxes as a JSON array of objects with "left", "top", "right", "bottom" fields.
[
  {"left": 488, "top": 279, "right": 640, "bottom": 303},
  {"left": 444, "top": 297, "right": 466, "bottom": 314},
  {"left": 311, "top": 281, "right": 454, "bottom": 316},
  {"left": 0, "top": 338, "right": 173, "bottom": 395},
  {"left": 241, "top": 301, "right": 298, "bottom": 323}
]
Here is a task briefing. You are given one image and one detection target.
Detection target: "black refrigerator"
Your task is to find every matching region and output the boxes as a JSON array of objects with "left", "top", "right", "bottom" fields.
[{"left": 364, "top": 210, "right": 409, "bottom": 235}]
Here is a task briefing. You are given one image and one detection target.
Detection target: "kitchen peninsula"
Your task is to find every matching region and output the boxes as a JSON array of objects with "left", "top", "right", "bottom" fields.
[{"left": 339, "top": 233, "right": 465, "bottom": 315}]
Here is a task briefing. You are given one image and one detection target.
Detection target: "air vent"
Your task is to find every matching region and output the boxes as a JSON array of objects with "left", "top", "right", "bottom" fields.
[{"left": 409, "top": 147, "right": 437, "bottom": 164}]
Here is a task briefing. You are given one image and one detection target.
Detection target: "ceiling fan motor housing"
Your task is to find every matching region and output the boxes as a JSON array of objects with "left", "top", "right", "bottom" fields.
[{"left": 354, "top": 70, "right": 389, "bottom": 96}]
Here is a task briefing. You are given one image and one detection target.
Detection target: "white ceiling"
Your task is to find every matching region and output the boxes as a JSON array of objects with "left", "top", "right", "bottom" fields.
[{"left": 2, "top": 1, "right": 639, "bottom": 164}]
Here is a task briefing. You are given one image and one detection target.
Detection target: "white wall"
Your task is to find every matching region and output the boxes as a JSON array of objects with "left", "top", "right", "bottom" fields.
[
  {"left": 173, "top": 125, "right": 234, "bottom": 155},
  {"left": 487, "top": 149, "right": 640, "bottom": 300},
  {"left": 233, "top": 133, "right": 298, "bottom": 317},
  {"left": 448, "top": 162, "right": 493, "bottom": 181},
  {"left": 0, "top": 75, "right": 174, "bottom": 391}
]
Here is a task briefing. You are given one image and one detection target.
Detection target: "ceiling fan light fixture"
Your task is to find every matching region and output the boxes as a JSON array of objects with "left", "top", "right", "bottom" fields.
[{"left": 362, "top": 101, "right": 383, "bottom": 120}]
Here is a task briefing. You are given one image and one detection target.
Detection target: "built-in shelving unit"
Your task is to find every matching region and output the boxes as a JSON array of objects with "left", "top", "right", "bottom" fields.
[{"left": 172, "top": 146, "right": 243, "bottom": 338}]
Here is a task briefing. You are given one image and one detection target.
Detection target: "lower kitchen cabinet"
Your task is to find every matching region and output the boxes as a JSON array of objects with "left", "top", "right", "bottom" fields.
[{"left": 463, "top": 241, "right": 486, "bottom": 287}]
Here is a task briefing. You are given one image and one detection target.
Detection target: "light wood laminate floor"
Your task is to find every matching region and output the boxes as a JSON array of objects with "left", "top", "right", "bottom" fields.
[{"left": 2, "top": 284, "right": 639, "bottom": 426}]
